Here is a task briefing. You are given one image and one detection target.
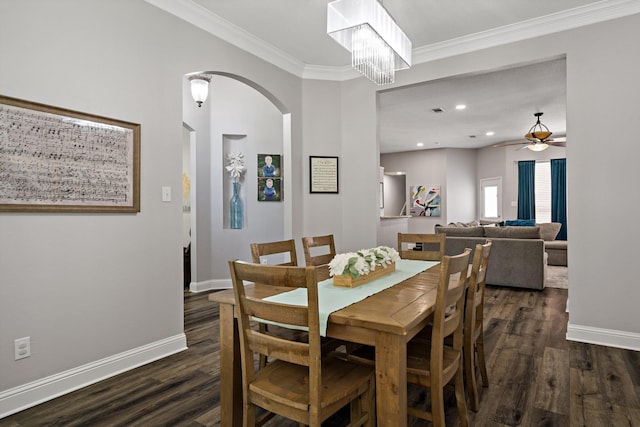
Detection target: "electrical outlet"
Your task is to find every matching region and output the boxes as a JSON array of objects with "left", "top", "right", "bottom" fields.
[{"left": 15, "top": 337, "right": 31, "bottom": 360}]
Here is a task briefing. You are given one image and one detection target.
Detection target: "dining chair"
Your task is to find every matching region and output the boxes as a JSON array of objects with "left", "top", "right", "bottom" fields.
[
  {"left": 464, "top": 240, "right": 492, "bottom": 412},
  {"left": 397, "top": 232, "right": 446, "bottom": 261},
  {"left": 301, "top": 234, "right": 336, "bottom": 267},
  {"left": 347, "top": 248, "right": 471, "bottom": 426},
  {"left": 302, "top": 234, "right": 363, "bottom": 355},
  {"left": 228, "top": 260, "right": 376, "bottom": 427},
  {"left": 250, "top": 239, "right": 299, "bottom": 369},
  {"left": 250, "top": 239, "right": 298, "bottom": 266},
  {"left": 406, "top": 248, "right": 471, "bottom": 426},
  {"left": 251, "top": 239, "right": 344, "bottom": 365}
]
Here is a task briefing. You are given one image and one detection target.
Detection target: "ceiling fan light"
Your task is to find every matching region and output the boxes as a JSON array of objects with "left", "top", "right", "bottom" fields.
[
  {"left": 526, "top": 130, "right": 552, "bottom": 141},
  {"left": 527, "top": 142, "right": 549, "bottom": 152}
]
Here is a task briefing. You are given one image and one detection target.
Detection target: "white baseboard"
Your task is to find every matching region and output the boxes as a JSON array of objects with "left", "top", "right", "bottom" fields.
[
  {"left": 189, "top": 279, "right": 231, "bottom": 292},
  {"left": 566, "top": 323, "right": 640, "bottom": 351},
  {"left": 0, "top": 334, "right": 187, "bottom": 419}
]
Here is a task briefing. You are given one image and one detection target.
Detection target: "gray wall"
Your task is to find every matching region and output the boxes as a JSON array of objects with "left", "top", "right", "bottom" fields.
[
  {"left": 0, "top": 0, "right": 304, "bottom": 414},
  {"left": 446, "top": 149, "right": 477, "bottom": 223},
  {"left": 380, "top": 148, "right": 448, "bottom": 233}
]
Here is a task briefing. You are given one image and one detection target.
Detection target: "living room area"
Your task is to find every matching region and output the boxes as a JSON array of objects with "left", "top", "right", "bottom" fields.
[{"left": 377, "top": 58, "right": 568, "bottom": 290}]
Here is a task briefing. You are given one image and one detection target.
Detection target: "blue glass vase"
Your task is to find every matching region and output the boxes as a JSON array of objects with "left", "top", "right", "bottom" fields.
[{"left": 230, "top": 181, "right": 243, "bottom": 229}]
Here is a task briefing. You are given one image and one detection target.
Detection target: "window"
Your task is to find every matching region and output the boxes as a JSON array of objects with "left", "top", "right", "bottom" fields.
[
  {"left": 535, "top": 162, "right": 551, "bottom": 223},
  {"left": 480, "top": 177, "right": 502, "bottom": 220}
]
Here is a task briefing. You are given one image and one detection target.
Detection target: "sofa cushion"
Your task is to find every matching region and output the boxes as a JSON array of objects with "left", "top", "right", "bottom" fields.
[
  {"left": 435, "top": 226, "right": 485, "bottom": 237},
  {"left": 536, "top": 222, "right": 562, "bottom": 241},
  {"left": 485, "top": 226, "right": 541, "bottom": 239},
  {"left": 504, "top": 219, "right": 536, "bottom": 226}
]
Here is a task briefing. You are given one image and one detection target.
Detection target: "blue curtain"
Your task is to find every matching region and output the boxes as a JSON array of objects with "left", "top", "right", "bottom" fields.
[
  {"left": 517, "top": 160, "right": 536, "bottom": 220},
  {"left": 551, "top": 158, "right": 567, "bottom": 240}
]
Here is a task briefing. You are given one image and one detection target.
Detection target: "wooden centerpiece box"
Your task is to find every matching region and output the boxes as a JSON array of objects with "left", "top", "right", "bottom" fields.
[{"left": 332, "top": 262, "right": 396, "bottom": 288}]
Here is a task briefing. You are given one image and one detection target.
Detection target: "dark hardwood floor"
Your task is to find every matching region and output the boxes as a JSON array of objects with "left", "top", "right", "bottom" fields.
[{"left": 2, "top": 285, "right": 639, "bottom": 426}]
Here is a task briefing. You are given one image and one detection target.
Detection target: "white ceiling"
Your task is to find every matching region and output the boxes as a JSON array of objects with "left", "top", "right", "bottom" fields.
[{"left": 147, "top": 0, "right": 640, "bottom": 152}]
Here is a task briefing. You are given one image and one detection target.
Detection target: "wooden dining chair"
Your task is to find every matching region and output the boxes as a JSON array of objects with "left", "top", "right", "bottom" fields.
[
  {"left": 250, "top": 239, "right": 299, "bottom": 369},
  {"left": 406, "top": 248, "right": 471, "bottom": 426},
  {"left": 250, "top": 239, "right": 298, "bottom": 266},
  {"left": 397, "top": 232, "right": 446, "bottom": 261},
  {"left": 251, "top": 239, "right": 343, "bottom": 365},
  {"left": 228, "top": 260, "right": 376, "bottom": 427},
  {"left": 301, "top": 234, "right": 336, "bottom": 267},
  {"left": 464, "top": 240, "right": 492, "bottom": 412}
]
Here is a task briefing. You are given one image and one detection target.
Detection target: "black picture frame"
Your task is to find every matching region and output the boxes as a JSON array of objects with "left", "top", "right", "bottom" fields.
[{"left": 309, "top": 156, "right": 339, "bottom": 194}]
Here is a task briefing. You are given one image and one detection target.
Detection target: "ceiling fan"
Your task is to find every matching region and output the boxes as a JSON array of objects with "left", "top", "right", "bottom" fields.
[{"left": 493, "top": 112, "right": 566, "bottom": 151}]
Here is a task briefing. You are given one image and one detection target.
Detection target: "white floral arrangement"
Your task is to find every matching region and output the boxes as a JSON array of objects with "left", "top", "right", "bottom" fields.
[
  {"left": 328, "top": 246, "right": 400, "bottom": 279},
  {"left": 225, "top": 152, "right": 246, "bottom": 182}
]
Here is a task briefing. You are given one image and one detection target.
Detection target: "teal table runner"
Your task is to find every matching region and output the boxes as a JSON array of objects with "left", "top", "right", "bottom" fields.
[{"left": 263, "top": 259, "right": 439, "bottom": 336}]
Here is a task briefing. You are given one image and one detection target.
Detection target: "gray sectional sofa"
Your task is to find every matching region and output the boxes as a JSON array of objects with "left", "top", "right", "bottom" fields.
[{"left": 433, "top": 222, "right": 564, "bottom": 290}]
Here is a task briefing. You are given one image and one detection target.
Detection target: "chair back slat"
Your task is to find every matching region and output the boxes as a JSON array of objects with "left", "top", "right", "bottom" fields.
[
  {"left": 251, "top": 239, "right": 298, "bottom": 266},
  {"left": 398, "top": 233, "right": 446, "bottom": 261},
  {"left": 301, "top": 234, "right": 336, "bottom": 267},
  {"left": 243, "top": 298, "right": 309, "bottom": 328},
  {"left": 247, "top": 330, "right": 310, "bottom": 366}
]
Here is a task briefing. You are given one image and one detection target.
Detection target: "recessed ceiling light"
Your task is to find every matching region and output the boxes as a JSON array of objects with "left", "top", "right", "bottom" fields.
[
  {"left": 416, "top": 142, "right": 424, "bottom": 147},
  {"left": 486, "top": 131, "right": 495, "bottom": 136},
  {"left": 455, "top": 104, "right": 466, "bottom": 110}
]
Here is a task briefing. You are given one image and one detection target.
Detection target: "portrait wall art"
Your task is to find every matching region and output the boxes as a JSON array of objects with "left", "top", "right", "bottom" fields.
[{"left": 257, "top": 154, "right": 281, "bottom": 201}]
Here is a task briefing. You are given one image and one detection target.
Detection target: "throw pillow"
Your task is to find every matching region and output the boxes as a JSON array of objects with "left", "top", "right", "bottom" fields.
[
  {"left": 485, "top": 226, "right": 541, "bottom": 239},
  {"left": 435, "top": 226, "right": 485, "bottom": 237},
  {"left": 504, "top": 219, "right": 536, "bottom": 226},
  {"left": 536, "top": 222, "right": 562, "bottom": 241}
]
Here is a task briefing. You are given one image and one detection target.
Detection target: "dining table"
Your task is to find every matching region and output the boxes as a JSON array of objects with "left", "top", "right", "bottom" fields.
[{"left": 209, "top": 259, "right": 443, "bottom": 427}]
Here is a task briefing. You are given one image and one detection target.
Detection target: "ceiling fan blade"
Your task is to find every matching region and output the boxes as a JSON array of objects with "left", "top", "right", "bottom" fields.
[
  {"left": 492, "top": 141, "right": 528, "bottom": 148},
  {"left": 549, "top": 140, "right": 566, "bottom": 147}
]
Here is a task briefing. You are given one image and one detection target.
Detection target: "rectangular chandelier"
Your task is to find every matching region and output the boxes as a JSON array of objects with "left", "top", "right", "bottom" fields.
[{"left": 327, "top": 0, "right": 412, "bottom": 85}]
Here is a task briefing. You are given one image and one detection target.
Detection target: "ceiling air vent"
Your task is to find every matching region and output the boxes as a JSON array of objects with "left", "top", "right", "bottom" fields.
[{"left": 431, "top": 107, "right": 445, "bottom": 113}]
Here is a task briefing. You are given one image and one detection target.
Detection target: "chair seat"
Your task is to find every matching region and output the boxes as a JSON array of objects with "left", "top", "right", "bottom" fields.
[{"left": 251, "top": 356, "right": 374, "bottom": 412}]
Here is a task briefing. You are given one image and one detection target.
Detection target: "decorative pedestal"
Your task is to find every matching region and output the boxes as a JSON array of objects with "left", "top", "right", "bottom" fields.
[{"left": 333, "top": 262, "right": 396, "bottom": 288}]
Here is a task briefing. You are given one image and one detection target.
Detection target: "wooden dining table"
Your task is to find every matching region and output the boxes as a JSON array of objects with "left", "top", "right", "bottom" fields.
[{"left": 209, "top": 262, "right": 442, "bottom": 427}]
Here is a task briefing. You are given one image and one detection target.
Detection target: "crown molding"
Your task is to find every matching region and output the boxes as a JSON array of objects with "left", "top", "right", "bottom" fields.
[
  {"left": 145, "top": 0, "right": 305, "bottom": 77},
  {"left": 412, "top": 0, "right": 640, "bottom": 64},
  {"left": 146, "top": 0, "right": 640, "bottom": 82}
]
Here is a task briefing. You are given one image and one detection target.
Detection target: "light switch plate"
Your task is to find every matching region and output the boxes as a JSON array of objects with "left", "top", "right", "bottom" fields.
[{"left": 162, "top": 186, "right": 171, "bottom": 202}]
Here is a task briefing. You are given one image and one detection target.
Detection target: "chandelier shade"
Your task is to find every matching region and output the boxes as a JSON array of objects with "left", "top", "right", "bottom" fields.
[
  {"left": 189, "top": 75, "right": 211, "bottom": 107},
  {"left": 327, "top": 0, "right": 411, "bottom": 85}
]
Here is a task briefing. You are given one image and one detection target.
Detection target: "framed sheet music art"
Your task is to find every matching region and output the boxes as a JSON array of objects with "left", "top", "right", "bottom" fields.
[{"left": 0, "top": 95, "right": 140, "bottom": 212}]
